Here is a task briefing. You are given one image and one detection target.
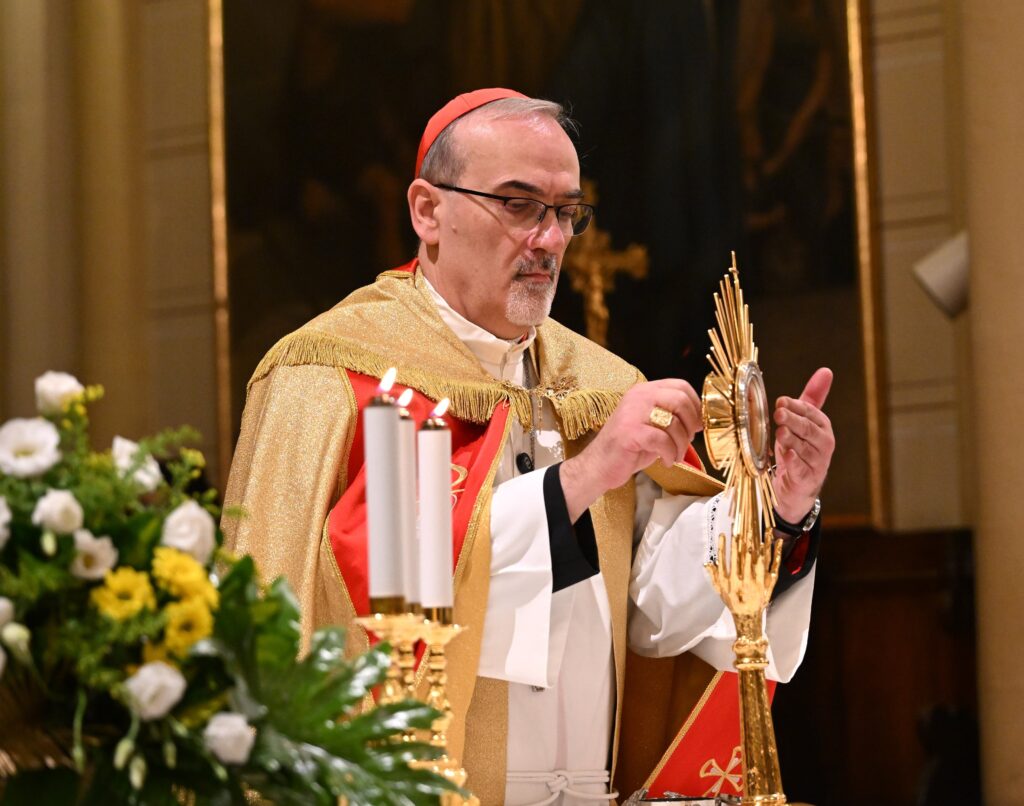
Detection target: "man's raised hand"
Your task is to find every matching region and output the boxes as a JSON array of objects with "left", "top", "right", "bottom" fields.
[{"left": 773, "top": 367, "right": 835, "bottom": 523}]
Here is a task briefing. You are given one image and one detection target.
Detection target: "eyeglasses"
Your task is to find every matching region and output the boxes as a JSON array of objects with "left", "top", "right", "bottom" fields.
[{"left": 435, "top": 183, "right": 595, "bottom": 236}]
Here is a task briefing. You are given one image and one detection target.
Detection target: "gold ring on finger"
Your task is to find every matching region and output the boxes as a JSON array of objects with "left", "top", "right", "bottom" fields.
[{"left": 648, "top": 405, "right": 674, "bottom": 430}]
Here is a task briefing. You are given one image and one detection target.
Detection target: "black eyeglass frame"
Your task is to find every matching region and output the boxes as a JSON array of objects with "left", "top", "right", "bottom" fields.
[{"left": 434, "top": 183, "right": 596, "bottom": 235}]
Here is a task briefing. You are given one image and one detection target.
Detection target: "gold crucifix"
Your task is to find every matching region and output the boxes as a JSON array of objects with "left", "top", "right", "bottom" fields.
[{"left": 562, "top": 179, "right": 649, "bottom": 347}]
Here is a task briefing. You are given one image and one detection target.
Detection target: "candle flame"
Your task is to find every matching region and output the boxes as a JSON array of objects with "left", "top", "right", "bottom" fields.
[
  {"left": 396, "top": 388, "right": 414, "bottom": 408},
  {"left": 431, "top": 398, "right": 450, "bottom": 418},
  {"left": 377, "top": 367, "right": 397, "bottom": 394}
]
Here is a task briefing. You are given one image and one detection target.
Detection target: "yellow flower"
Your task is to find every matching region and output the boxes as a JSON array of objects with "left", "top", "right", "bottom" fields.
[
  {"left": 163, "top": 597, "right": 213, "bottom": 656},
  {"left": 91, "top": 567, "right": 156, "bottom": 621},
  {"left": 180, "top": 448, "right": 206, "bottom": 469},
  {"left": 142, "top": 641, "right": 175, "bottom": 666},
  {"left": 152, "top": 547, "right": 219, "bottom": 609}
]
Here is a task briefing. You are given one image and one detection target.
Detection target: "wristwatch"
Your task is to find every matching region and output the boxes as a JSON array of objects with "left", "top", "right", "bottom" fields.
[{"left": 773, "top": 497, "right": 821, "bottom": 537}]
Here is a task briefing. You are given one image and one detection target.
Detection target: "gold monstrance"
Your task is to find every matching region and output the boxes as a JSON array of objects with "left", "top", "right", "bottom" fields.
[{"left": 701, "top": 254, "right": 787, "bottom": 805}]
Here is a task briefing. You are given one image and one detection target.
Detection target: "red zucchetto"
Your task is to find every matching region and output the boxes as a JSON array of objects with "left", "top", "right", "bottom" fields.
[{"left": 414, "top": 87, "right": 528, "bottom": 177}]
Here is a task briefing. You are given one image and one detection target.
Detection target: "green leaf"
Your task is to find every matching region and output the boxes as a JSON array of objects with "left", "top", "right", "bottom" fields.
[
  {"left": 253, "top": 577, "right": 302, "bottom": 677},
  {"left": 214, "top": 556, "right": 257, "bottom": 649},
  {"left": 116, "top": 511, "right": 163, "bottom": 569},
  {"left": 1, "top": 548, "right": 76, "bottom": 605},
  {"left": 255, "top": 631, "right": 384, "bottom": 736}
]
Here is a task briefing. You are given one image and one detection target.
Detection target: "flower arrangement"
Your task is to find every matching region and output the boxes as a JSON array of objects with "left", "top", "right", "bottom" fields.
[{"left": 0, "top": 373, "right": 456, "bottom": 804}]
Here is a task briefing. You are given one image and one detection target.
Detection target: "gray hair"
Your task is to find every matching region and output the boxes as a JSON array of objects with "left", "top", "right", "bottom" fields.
[{"left": 419, "top": 97, "right": 578, "bottom": 184}]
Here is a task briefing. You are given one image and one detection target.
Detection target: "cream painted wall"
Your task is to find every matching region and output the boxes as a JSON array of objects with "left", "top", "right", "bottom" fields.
[
  {"left": 74, "top": 1, "right": 150, "bottom": 445},
  {"left": 0, "top": 0, "right": 219, "bottom": 481},
  {"left": 0, "top": 1, "right": 80, "bottom": 421},
  {"left": 137, "top": 0, "right": 219, "bottom": 483},
  {"left": 870, "top": 0, "right": 971, "bottom": 530},
  {"left": 962, "top": 2, "right": 1024, "bottom": 797}
]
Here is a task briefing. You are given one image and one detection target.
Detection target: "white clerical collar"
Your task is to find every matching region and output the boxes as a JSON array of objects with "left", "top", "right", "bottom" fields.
[{"left": 422, "top": 274, "right": 535, "bottom": 382}]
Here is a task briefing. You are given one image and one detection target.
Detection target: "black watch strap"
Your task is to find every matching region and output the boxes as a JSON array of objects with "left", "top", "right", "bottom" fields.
[{"left": 773, "top": 498, "right": 821, "bottom": 536}]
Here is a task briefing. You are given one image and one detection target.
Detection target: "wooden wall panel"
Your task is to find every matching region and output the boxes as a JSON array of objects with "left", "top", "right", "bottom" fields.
[{"left": 774, "top": 528, "right": 978, "bottom": 804}]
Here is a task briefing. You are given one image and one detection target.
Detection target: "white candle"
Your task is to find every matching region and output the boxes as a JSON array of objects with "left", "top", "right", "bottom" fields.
[
  {"left": 364, "top": 368, "right": 402, "bottom": 603},
  {"left": 395, "top": 388, "right": 420, "bottom": 607},
  {"left": 417, "top": 398, "right": 453, "bottom": 609}
]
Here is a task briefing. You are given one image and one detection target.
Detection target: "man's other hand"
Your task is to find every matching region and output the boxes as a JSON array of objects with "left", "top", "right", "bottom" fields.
[
  {"left": 773, "top": 367, "right": 835, "bottom": 523},
  {"left": 560, "top": 379, "right": 702, "bottom": 522}
]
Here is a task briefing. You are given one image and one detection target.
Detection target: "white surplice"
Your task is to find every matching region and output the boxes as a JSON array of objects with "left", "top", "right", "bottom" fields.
[{"left": 424, "top": 279, "right": 816, "bottom": 806}]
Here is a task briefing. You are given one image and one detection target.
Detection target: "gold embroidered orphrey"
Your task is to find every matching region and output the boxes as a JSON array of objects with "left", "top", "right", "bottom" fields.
[{"left": 701, "top": 254, "right": 788, "bottom": 805}]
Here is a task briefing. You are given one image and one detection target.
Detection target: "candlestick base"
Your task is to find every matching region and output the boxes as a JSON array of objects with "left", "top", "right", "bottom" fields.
[{"left": 408, "top": 612, "right": 479, "bottom": 805}]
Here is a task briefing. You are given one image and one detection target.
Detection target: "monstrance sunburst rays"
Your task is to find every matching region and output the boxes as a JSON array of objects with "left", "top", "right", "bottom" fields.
[
  {"left": 701, "top": 253, "right": 777, "bottom": 541},
  {"left": 700, "top": 253, "right": 789, "bottom": 804}
]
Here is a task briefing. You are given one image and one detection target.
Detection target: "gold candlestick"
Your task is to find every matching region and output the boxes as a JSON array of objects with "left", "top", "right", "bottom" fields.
[
  {"left": 355, "top": 597, "right": 418, "bottom": 705},
  {"left": 701, "top": 257, "right": 789, "bottom": 805},
  {"left": 411, "top": 607, "right": 479, "bottom": 806},
  {"left": 394, "top": 604, "right": 425, "bottom": 702}
]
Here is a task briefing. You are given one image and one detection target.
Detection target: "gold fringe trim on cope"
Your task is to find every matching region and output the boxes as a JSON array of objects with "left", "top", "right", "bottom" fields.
[
  {"left": 548, "top": 389, "right": 622, "bottom": 442},
  {"left": 249, "top": 330, "right": 625, "bottom": 439}
]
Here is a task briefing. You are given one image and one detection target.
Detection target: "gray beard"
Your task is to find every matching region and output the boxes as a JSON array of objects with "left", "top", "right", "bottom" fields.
[{"left": 505, "top": 255, "right": 559, "bottom": 327}]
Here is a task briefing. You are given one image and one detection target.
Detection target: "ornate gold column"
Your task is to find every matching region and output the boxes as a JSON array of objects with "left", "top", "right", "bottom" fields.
[{"left": 962, "top": 2, "right": 1024, "bottom": 799}]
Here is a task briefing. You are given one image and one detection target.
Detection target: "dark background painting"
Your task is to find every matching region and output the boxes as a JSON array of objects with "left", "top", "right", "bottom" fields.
[
  {"left": 222, "top": 2, "right": 979, "bottom": 801},
  {"left": 223, "top": 0, "right": 869, "bottom": 521}
]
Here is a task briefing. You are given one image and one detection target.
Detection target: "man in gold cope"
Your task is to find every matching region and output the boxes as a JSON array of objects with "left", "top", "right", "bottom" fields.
[{"left": 224, "top": 89, "right": 835, "bottom": 804}]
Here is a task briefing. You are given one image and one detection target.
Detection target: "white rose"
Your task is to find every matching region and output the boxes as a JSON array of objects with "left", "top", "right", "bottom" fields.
[
  {"left": 112, "top": 436, "right": 162, "bottom": 493},
  {"left": 31, "top": 489, "right": 83, "bottom": 534},
  {"left": 161, "top": 501, "right": 215, "bottom": 564},
  {"left": 124, "top": 661, "right": 186, "bottom": 721},
  {"left": 0, "top": 496, "right": 10, "bottom": 551},
  {"left": 0, "top": 418, "right": 61, "bottom": 478},
  {"left": 203, "top": 712, "right": 256, "bottom": 765},
  {"left": 0, "top": 597, "right": 13, "bottom": 629},
  {"left": 34, "top": 371, "right": 84, "bottom": 415},
  {"left": 70, "top": 529, "right": 118, "bottom": 580}
]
